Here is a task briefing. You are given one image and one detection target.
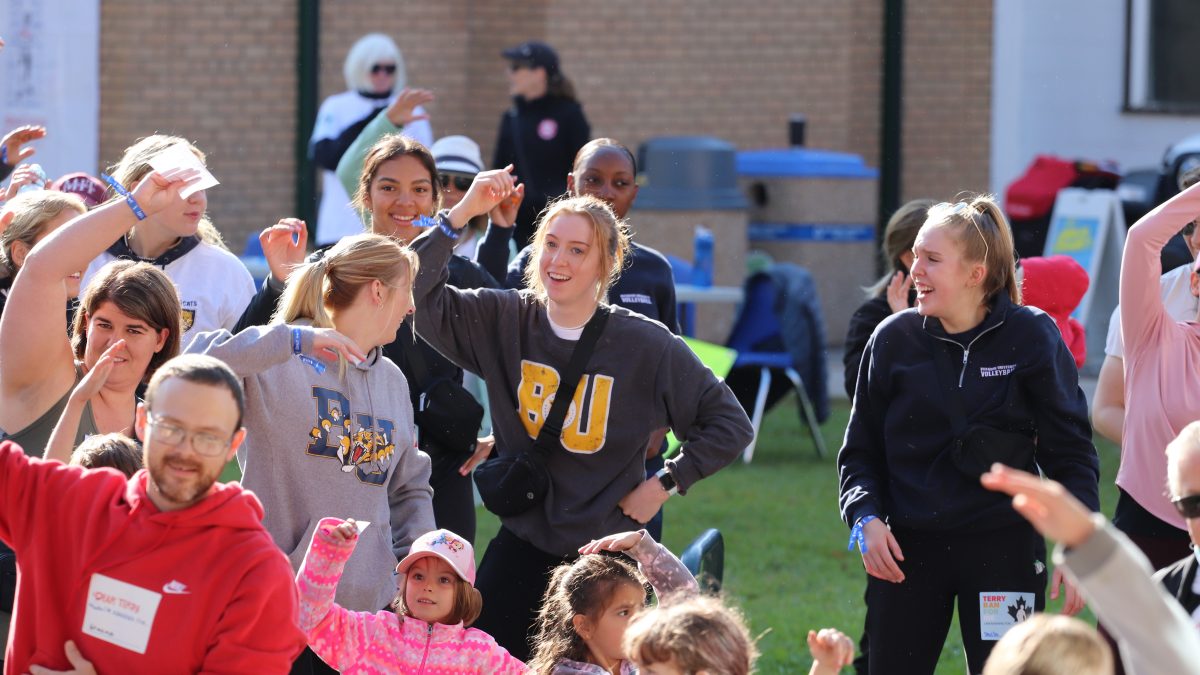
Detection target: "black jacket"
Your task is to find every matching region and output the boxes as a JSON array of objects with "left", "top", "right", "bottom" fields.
[
  {"left": 1154, "top": 553, "right": 1200, "bottom": 619},
  {"left": 492, "top": 95, "right": 590, "bottom": 248},
  {"left": 232, "top": 248, "right": 499, "bottom": 462},
  {"left": 842, "top": 289, "right": 918, "bottom": 400},
  {"left": 838, "top": 294, "right": 1100, "bottom": 533}
]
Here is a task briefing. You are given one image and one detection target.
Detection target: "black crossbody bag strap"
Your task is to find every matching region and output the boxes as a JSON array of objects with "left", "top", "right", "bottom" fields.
[{"left": 530, "top": 307, "right": 610, "bottom": 459}]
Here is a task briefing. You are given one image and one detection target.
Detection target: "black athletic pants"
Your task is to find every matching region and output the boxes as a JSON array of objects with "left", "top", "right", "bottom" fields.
[
  {"left": 864, "top": 522, "right": 1046, "bottom": 675},
  {"left": 473, "top": 526, "right": 575, "bottom": 662},
  {"left": 429, "top": 450, "right": 477, "bottom": 544}
]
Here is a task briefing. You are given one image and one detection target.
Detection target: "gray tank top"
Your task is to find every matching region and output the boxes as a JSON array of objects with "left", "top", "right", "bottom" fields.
[{"left": 0, "top": 365, "right": 100, "bottom": 458}]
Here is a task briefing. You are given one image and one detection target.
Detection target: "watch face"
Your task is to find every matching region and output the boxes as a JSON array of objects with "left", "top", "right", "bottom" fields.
[{"left": 658, "top": 471, "right": 677, "bottom": 490}]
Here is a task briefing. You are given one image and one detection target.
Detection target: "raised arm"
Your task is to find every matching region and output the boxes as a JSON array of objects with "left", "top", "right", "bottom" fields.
[
  {"left": 1121, "top": 180, "right": 1200, "bottom": 352},
  {"left": 335, "top": 89, "right": 435, "bottom": 200},
  {"left": 184, "top": 323, "right": 365, "bottom": 378},
  {"left": 0, "top": 169, "right": 199, "bottom": 403},
  {"left": 582, "top": 530, "right": 699, "bottom": 599},
  {"left": 295, "top": 518, "right": 374, "bottom": 672}
]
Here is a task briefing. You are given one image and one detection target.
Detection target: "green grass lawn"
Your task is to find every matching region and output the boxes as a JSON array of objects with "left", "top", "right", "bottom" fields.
[{"left": 473, "top": 396, "right": 1123, "bottom": 675}]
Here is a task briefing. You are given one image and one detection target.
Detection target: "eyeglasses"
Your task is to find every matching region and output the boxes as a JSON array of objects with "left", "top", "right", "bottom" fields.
[
  {"left": 371, "top": 63, "right": 397, "bottom": 75},
  {"left": 146, "top": 413, "right": 232, "bottom": 457},
  {"left": 1173, "top": 494, "right": 1200, "bottom": 519},
  {"left": 438, "top": 173, "right": 473, "bottom": 192}
]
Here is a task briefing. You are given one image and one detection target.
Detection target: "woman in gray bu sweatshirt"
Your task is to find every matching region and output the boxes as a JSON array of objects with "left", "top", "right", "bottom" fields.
[
  {"left": 186, "top": 233, "right": 436, "bottom": 616},
  {"left": 410, "top": 170, "right": 754, "bottom": 661}
]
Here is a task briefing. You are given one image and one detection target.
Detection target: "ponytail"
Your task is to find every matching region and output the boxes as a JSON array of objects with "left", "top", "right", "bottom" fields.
[
  {"left": 925, "top": 194, "right": 1021, "bottom": 305},
  {"left": 274, "top": 256, "right": 335, "bottom": 328}
]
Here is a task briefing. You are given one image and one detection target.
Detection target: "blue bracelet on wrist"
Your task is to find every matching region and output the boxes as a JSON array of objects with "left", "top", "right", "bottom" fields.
[
  {"left": 292, "top": 328, "right": 303, "bottom": 355},
  {"left": 435, "top": 212, "right": 461, "bottom": 240},
  {"left": 100, "top": 173, "right": 147, "bottom": 220},
  {"left": 847, "top": 515, "right": 878, "bottom": 555}
]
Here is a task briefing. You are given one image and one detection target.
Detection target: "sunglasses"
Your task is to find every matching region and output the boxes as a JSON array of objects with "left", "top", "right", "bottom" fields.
[
  {"left": 439, "top": 173, "right": 473, "bottom": 191},
  {"left": 371, "top": 63, "right": 397, "bottom": 75},
  {"left": 1173, "top": 494, "right": 1200, "bottom": 519}
]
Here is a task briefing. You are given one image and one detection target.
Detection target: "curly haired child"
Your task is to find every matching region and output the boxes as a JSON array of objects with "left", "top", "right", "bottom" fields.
[{"left": 529, "top": 530, "right": 699, "bottom": 674}]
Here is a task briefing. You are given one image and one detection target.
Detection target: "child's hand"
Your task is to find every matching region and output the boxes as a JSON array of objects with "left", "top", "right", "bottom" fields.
[
  {"left": 578, "top": 531, "right": 644, "bottom": 555},
  {"left": 72, "top": 340, "right": 124, "bottom": 404},
  {"left": 807, "top": 628, "right": 854, "bottom": 674},
  {"left": 320, "top": 518, "right": 360, "bottom": 544}
]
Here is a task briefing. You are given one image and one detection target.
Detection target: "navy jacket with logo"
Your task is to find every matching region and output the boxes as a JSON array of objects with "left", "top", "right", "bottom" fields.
[{"left": 837, "top": 293, "right": 1100, "bottom": 533}]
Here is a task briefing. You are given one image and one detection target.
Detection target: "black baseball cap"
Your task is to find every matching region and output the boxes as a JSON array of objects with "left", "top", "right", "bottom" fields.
[{"left": 502, "top": 41, "right": 560, "bottom": 75}]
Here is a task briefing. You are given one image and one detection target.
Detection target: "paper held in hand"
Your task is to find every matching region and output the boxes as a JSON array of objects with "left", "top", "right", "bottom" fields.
[
  {"left": 148, "top": 144, "right": 219, "bottom": 199},
  {"left": 354, "top": 520, "right": 371, "bottom": 534}
]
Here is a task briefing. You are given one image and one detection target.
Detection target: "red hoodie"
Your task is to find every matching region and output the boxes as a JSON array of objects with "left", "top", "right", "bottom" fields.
[
  {"left": 0, "top": 441, "right": 305, "bottom": 674},
  {"left": 1020, "top": 254, "right": 1090, "bottom": 368}
]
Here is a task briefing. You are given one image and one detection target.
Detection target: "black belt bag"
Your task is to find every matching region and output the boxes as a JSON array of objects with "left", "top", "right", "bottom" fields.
[
  {"left": 951, "top": 424, "right": 1037, "bottom": 477},
  {"left": 399, "top": 330, "right": 484, "bottom": 458},
  {"left": 932, "top": 340, "right": 1037, "bottom": 477},
  {"left": 474, "top": 307, "right": 609, "bottom": 517}
]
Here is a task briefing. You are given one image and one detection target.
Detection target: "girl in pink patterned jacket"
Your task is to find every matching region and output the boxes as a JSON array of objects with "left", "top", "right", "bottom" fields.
[{"left": 296, "top": 518, "right": 529, "bottom": 674}]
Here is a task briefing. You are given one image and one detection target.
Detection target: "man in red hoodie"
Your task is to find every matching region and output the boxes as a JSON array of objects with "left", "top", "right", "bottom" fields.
[{"left": 0, "top": 353, "right": 305, "bottom": 674}]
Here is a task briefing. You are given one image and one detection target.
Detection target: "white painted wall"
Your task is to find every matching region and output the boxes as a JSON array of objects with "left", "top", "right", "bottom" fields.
[
  {"left": 0, "top": 0, "right": 99, "bottom": 181},
  {"left": 990, "top": 0, "right": 1200, "bottom": 195}
]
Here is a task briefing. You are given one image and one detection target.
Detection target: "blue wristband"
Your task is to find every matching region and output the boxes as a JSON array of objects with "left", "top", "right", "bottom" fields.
[
  {"left": 436, "top": 215, "right": 461, "bottom": 240},
  {"left": 292, "top": 328, "right": 303, "bottom": 354},
  {"left": 847, "top": 515, "right": 878, "bottom": 555},
  {"left": 100, "top": 173, "right": 147, "bottom": 220}
]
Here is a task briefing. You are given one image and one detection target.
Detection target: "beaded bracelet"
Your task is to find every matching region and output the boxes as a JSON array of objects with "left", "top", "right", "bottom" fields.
[{"left": 100, "top": 173, "right": 147, "bottom": 220}]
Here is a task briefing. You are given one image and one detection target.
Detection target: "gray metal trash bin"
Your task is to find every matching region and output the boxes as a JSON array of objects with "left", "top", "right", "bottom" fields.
[
  {"left": 632, "top": 137, "right": 749, "bottom": 343},
  {"left": 738, "top": 148, "right": 878, "bottom": 346}
]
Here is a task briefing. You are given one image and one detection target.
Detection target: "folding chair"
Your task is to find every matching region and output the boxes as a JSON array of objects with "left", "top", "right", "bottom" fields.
[
  {"left": 679, "top": 528, "right": 724, "bottom": 594},
  {"left": 727, "top": 273, "right": 827, "bottom": 463}
]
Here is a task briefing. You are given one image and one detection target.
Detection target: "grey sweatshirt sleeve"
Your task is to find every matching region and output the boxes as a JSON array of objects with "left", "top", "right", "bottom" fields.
[
  {"left": 657, "top": 336, "right": 754, "bottom": 494},
  {"left": 1054, "top": 517, "right": 1200, "bottom": 675},
  {"left": 184, "top": 323, "right": 316, "bottom": 376},
  {"left": 386, "top": 444, "right": 435, "bottom": 559},
  {"left": 411, "top": 223, "right": 511, "bottom": 377},
  {"left": 624, "top": 530, "right": 699, "bottom": 599}
]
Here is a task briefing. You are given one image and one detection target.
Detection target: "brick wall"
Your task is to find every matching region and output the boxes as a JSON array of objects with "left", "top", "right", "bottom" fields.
[
  {"left": 97, "top": 1, "right": 993, "bottom": 249},
  {"left": 99, "top": 1, "right": 297, "bottom": 252},
  {"left": 900, "top": 0, "right": 994, "bottom": 203}
]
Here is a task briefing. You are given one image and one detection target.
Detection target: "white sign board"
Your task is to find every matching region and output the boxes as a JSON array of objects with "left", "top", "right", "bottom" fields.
[
  {"left": 1042, "top": 188, "right": 1127, "bottom": 372},
  {"left": 0, "top": 0, "right": 100, "bottom": 180}
]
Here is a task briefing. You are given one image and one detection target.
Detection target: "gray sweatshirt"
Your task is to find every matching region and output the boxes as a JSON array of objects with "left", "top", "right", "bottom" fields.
[
  {"left": 186, "top": 323, "right": 435, "bottom": 611},
  {"left": 412, "top": 224, "right": 753, "bottom": 556},
  {"left": 1056, "top": 516, "right": 1200, "bottom": 675}
]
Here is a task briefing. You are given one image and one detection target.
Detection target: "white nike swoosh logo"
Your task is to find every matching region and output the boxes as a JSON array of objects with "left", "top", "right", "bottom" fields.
[{"left": 162, "top": 581, "right": 190, "bottom": 595}]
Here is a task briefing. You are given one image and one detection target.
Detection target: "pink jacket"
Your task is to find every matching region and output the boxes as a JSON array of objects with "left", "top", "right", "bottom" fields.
[
  {"left": 1119, "top": 181, "right": 1200, "bottom": 531},
  {"left": 296, "top": 518, "right": 528, "bottom": 674}
]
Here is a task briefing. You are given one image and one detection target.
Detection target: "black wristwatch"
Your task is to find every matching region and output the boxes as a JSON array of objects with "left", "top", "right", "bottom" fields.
[{"left": 655, "top": 467, "right": 679, "bottom": 496}]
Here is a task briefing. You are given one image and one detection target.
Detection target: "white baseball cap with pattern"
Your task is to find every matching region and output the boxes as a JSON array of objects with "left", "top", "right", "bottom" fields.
[
  {"left": 431, "top": 136, "right": 484, "bottom": 176},
  {"left": 396, "top": 529, "right": 477, "bottom": 586}
]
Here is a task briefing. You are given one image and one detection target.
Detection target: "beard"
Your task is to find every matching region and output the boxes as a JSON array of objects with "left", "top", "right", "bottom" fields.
[{"left": 146, "top": 450, "right": 218, "bottom": 509}]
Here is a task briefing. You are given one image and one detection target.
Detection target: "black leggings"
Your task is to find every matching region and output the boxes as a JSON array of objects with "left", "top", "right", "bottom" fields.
[
  {"left": 473, "top": 526, "right": 575, "bottom": 662},
  {"left": 864, "top": 522, "right": 1046, "bottom": 675},
  {"left": 429, "top": 450, "right": 477, "bottom": 544}
]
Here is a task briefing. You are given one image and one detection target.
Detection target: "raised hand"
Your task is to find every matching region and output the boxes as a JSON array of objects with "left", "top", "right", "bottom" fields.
[
  {"left": 578, "top": 530, "right": 644, "bottom": 555},
  {"left": 886, "top": 271, "right": 913, "bottom": 313},
  {"left": 488, "top": 182, "right": 525, "bottom": 229},
  {"left": 318, "top": 518, "right": 360, "bottom": 544},
  {"left": 385, "top": 88, "right": 435, "bottom": 127},
  {"left": 128, "top": 168, "right": 203, "bottom": 218},
  {"left": 259, "top": 218, "right": 308, "bottom": 282},
  {"left": 1, "top": 124, "right": 46, "bottom": 166},
  {"left": 73, "top": 340, "right": 124, "bottom": 403},
  {"left": 807, "top": 628, "right": 855, "bottom": 674},
  {"left": 2, "top": 164, "right": 42, "bottom": 201},
  {"left": 447, "top": 166, "right": 516, "bottom": 230}
]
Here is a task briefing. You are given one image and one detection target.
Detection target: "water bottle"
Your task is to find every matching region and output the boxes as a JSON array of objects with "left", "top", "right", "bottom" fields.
[
  {"left": 16, "top": 164, "right": 47, "bottom": 194},
  {"left": 692, "top": 225, "right": 714, "bottom": 287}
]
